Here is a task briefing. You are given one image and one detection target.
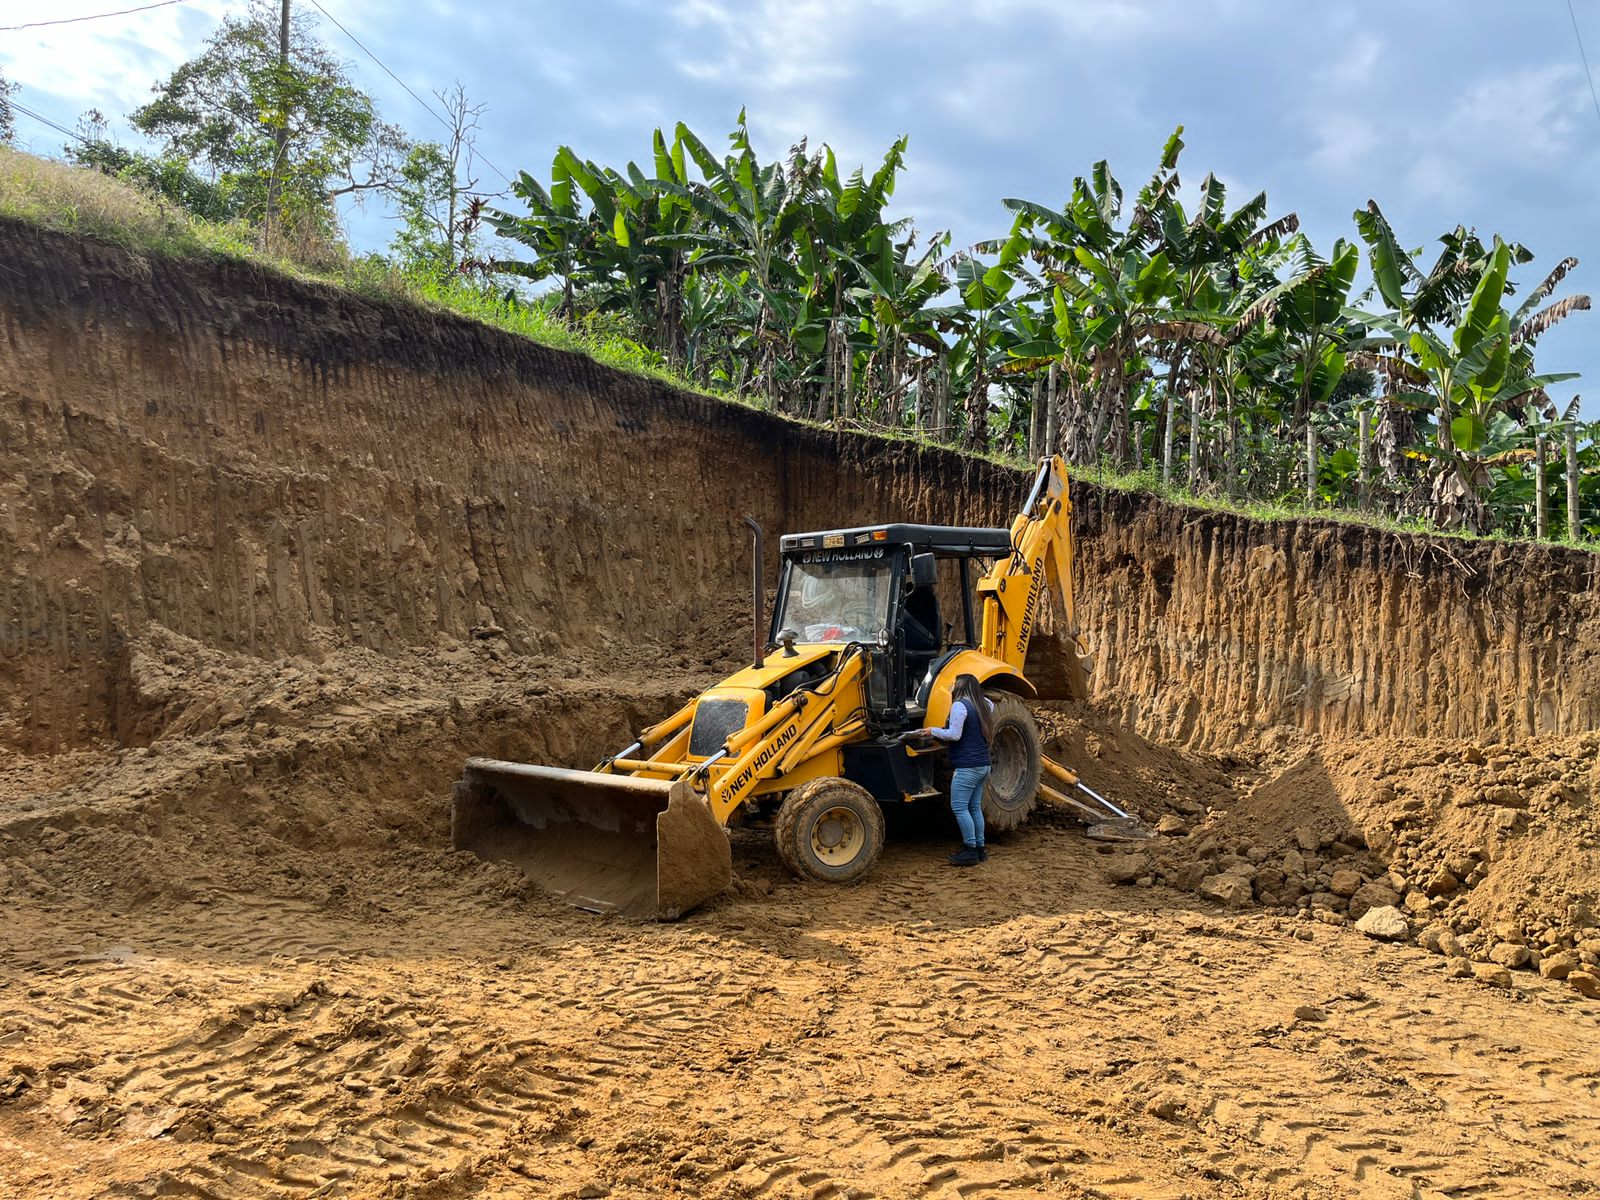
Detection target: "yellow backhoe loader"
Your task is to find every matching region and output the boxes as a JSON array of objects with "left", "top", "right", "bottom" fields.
[{"left": 452, "top": 456, "right": 1131, "bottom": 919}]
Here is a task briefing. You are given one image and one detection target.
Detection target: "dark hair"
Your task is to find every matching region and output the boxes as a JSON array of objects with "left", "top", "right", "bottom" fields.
[{"left": 953, "top": 674, "right": 995, "bottom": 742}]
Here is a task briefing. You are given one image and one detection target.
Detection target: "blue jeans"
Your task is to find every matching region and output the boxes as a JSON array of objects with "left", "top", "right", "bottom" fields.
[{"left": 950, "top": 765, "right": 990, "bottom": 848}]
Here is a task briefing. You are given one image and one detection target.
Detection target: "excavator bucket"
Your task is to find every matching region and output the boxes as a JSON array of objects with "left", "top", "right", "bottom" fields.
[{"left": 451, "top": 758, "right": 732, "bottom": 920}]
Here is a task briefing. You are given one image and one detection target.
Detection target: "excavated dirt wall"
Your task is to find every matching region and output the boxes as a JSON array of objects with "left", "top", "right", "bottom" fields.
[{"left": 2, "top": 219, "right": 1598, "bottom": 759}]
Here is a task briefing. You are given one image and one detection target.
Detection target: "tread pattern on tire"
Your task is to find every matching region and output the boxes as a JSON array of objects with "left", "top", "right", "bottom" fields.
[
  {"left": 982, "top": 691, "right": 1042, "bottom": 832},
  {"left": 774, "top": 777, "right": 887, "bottom": 884}
]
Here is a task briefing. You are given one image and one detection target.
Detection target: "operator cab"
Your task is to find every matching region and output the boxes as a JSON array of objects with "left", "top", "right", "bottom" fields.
[{"left": 771, "top": 523, "right": 1013, "bottom": 723}]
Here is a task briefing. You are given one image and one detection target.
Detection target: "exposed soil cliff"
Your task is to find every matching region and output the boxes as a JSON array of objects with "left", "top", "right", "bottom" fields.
[{"left": 3, "top": 219, "right": 1596, "bottom": 758}]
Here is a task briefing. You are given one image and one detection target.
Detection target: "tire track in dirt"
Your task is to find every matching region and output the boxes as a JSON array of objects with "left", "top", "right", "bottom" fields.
[{"left": 3, "top": 817, "right": 1599, "bottom": 1198}]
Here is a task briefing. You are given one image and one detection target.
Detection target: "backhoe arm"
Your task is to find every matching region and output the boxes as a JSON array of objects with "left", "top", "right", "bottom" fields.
[{"left": 977, "top": 456, "right": 1090, "bottom": 698}]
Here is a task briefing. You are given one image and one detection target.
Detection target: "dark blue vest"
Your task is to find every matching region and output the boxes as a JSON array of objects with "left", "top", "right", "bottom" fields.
[{"left": 949, "top": 698, "right": 991, "bottom": 768}]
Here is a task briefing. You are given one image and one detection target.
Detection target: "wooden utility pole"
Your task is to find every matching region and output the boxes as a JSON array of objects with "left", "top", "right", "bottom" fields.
[
  {"left": 1568, "top": 421, "right": 1582, "bottom": 542},
  {"left": 265, "top": 0, "right": 291, "bottom": 235},
  {"left": 1535, "top": 431, "right": 1549, "bottom": 540}
]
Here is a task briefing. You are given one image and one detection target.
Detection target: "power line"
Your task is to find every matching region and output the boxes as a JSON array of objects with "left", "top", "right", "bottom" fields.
[
  {"left": 11, "top": 101, "right": 88, "bottom": 145},
  {"left": 0, "top": 0, "right": 191, "bottom": 33},
  {"left": 304, "top": 0, "right": 512, "bottom": 188},
  {"left": 1568, "top": 0, "right": 1600, "bottom": 128}
]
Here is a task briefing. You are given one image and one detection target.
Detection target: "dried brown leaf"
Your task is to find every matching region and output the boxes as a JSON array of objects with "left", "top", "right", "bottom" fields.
[{"left": 1514, "top": 294, "right": 1591, "bottom": 344}]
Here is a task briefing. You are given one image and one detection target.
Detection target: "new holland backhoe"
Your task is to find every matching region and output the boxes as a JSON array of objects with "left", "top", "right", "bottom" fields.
[{"left": 452, "top": 456, "right": 1131, "bottom": 918}]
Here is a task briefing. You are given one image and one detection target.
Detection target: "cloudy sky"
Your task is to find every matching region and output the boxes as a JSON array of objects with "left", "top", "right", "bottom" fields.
[{"left": 4, "top": 0, "right": 1597, "bottom": 416}]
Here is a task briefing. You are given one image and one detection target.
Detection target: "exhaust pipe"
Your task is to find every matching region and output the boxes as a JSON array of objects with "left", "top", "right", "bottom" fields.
[{"left": 744, "top": 515, "right": 765, "bottom": 669}]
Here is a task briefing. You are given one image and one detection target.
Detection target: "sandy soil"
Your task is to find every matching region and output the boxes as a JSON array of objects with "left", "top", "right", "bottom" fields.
[{"left": 2, "top": 663, "right": 1597, "bottom": 1200}]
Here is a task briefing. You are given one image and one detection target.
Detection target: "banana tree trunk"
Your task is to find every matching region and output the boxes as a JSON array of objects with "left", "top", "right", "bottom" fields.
[
  {"left": 1044, "top": 362, "right": 1061, "bottom": 460},
  {"left": 1305, "top": 425, "right": 1317, "bottom": 508},
  {"left": 1160, "top": 359, "right": 1181, "bottom": 486},
  {"left": 1358, "top": 409, "right": 1372, "bottom": 511},
  {"left": 1535, "top": 432, "right": 1548, "bottom": 539},
  {"left": 925, "top": 352, "right": 950, "bottom": 442},
  {"left": 1568, "top": 425, "right": 1582, "bottom": 542},
  {"left": 1226, "top": 413, "right": 1239, "bottom": 497},
  {"left": 964, "top": 369, "right": 988, "bottom": 449},
  {"left": 1087, "top": 370, "right": 1115, "bottom": 468},
  {"left": 656, "top": 252, "right": 687, "bottom": 368},
  {"left": 1028, "top": 376, "right": 1045, "bottom": 458},
  {"left": 1186, "top": 386, "right": 1202, "bottom": 491},
  {"left": 1161, "top": 388, "right": 1177, "bottom": 487}
]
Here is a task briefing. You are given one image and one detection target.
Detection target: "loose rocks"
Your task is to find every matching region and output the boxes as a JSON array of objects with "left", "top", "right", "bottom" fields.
[
  {"left": 1102, "top": 854, "right": 1147, "bottom": 885},
  {"left": 1349, "top": 881, "right": 1400, "bottom": 919},
  {"left": 1354, "top": 905, "right": 1409, "bottom": 941},
  {"left": 1472, "top": 962, "right": 1514, "bottom": 989},
  {"left": 1418, "top": 925, "right": 1463, "bottom": 957},
  {"left": 1538, "top": 951, "right": 1579, "bottom": 981},
  {"left": 1425, "top": 868, "right": 1460, "bottom": 897},
  {"left": 1198, "top": 873, "right": 1253, "bottom": 907},
  {"left": 1329, "top": 869, "right": 1363, "bottom": 898}
]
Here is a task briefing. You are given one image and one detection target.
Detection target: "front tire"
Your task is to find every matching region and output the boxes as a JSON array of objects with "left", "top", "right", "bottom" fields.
[
  {"left": 982, "top": 692, "right": 1042, "bottom": 832},
  {"left": 775, "top": 777, "right": 886, "bottom": 884}
]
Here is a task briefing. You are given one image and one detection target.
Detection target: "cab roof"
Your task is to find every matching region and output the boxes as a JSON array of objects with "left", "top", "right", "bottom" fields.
[{"left": 779, "top": 523, "right": 1012, "bottom": 557}]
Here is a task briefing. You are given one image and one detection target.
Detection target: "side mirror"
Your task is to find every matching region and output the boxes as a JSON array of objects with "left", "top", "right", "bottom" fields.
[{"left": 911, "top": 552, "right": 937, "bottom": 589}]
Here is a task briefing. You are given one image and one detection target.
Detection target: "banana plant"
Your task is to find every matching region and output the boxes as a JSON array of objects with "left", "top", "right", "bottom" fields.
[
  {"left": 488, "top": 153, "right": 593, "bottom": 315},
  {"left": 998, "top": 132, "right": 1206, "bottom": 466},
  {"left": 1350, "top": 235, "right": 1587, "bottom": 530},
  {"left": 839, "top": 225, "right": 948, "bottom": 426},
  {"left": 668, "top": 114, "right": 811, "bottom": 408}
]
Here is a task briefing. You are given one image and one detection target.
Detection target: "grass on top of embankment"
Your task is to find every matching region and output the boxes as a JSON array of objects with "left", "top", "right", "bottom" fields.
[{"left": 0, "top": 145, "right": 715, "bottom": 399}]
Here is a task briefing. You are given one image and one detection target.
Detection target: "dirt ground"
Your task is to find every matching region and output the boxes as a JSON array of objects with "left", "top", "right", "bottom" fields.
[{"left": 2, "top": 644, "right": 1597, "bottom": 1200}]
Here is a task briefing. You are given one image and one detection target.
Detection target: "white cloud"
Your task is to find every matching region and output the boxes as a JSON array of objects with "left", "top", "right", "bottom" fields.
[{"left": 0, "top": 0, "right": 236, "bottom": 117}]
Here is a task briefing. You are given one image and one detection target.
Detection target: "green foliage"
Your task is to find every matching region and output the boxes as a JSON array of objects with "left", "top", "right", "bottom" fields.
[
  {"left": 68, "top": 133, "right": 241, "bottom": 224},
  {"left": 482, "top": 116, "right": 1591, "bottom": 541},
  {"left": 389, "top": 141, "right": 456, "bottom": 274},
  {"left": 129, "top": 0, "right": 404, "bottom": 238},
  {"left": 0, "top": 143, "right": 258, "bottom": 258},
  {"left": 11, "top": 41, "right": 1595, "bottom": 549},
  {"left": 0, "top": 69, "right": 16, "bottom": 145}
]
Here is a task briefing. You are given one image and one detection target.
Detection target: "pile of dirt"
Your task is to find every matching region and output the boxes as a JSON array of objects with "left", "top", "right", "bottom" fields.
[
  {"left": 1079, "top": 719, "right": 1600, "bottom": 998},
  {"left": 0, "top": 614, "right": 738, "bottom": 918}
]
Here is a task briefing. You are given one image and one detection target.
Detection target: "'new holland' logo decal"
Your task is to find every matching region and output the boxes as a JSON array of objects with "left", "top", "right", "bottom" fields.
[
  {"left": 1016, "top": 552, "right": 1044, "bottom": 658},
  {"left": 719, "top": 717, "right": 804, "bottom": 806}
]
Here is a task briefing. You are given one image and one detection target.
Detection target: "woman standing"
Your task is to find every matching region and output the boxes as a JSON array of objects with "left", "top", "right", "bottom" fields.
[{"left": 918, "top": 674, "right": 994, "bottom": 867}]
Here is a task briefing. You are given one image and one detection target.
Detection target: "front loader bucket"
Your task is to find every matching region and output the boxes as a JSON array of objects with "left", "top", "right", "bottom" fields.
[{"left": 452, "top": 758, "right": 732, "bottom": 920}]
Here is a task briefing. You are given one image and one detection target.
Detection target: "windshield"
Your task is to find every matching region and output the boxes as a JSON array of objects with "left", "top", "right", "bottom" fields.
[{"left": 776, "top": 556, "right": 895, "bottom": 643}]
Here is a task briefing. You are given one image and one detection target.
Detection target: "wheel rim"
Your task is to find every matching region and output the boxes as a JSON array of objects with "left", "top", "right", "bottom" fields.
[
  {"left": 811, "top": 805, "right": 865, "bottom": 866},
  {"left": 990, "top": 724, "right": 1027, "bottom": 807}
]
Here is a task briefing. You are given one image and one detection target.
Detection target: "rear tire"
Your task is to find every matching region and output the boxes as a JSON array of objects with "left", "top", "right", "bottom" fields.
[
  {"left": 982, "top": 692, "right": 1042, "bottom": 832},
  {"left": 775, "top": 777, "right": 886, "bottom": 884}
]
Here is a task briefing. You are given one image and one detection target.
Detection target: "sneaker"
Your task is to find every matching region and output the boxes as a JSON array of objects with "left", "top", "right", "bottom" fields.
[
  {"left": 948, "top": 846, "right": 981, "bottom": 867},
  {"left": 977, "top": 845, "right": 988, "bottom": 862}
]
